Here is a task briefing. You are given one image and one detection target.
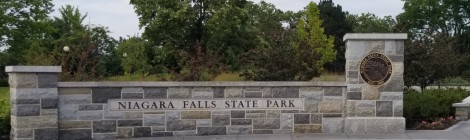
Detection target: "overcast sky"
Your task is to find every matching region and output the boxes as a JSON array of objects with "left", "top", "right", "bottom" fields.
[{"left": 51, "top": 0, "right": 405, "bottom": 39}]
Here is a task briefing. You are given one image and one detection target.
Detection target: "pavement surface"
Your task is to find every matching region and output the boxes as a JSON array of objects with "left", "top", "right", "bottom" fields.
[{"left": 132, "top": 120, "right": 470, "bottom": 140}]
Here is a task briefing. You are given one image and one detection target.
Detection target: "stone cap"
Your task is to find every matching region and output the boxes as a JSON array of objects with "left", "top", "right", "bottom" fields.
[
  {"left": 5, "top": 66, "right": 62, "bottom": 73},
  {"left": 343, "top": 33, "right": 408, "bottom": 41},
  {"left": 453, "top": 96, "right": 470, "bottom": 107},
  {"left": 58, "top": 81, "right": 347, "bottom": 87}
]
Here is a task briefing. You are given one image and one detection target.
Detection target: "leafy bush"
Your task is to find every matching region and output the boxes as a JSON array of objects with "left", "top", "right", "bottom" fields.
[
  {"left": 0, "top": 98, "right": 10, "bottom": 138},
  {"left": 404, "top": 88, "right": 470, "bottom": 128}
]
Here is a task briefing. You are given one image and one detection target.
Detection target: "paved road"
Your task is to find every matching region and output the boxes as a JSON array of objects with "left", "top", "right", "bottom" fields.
[{"left": 132, "top": 120, "right": 470, "bottom": 140}]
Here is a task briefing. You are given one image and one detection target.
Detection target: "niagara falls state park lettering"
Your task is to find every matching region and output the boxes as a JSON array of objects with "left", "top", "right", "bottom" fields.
[{"left": 109, "top": 99, "right": 304, "bottom": 111}]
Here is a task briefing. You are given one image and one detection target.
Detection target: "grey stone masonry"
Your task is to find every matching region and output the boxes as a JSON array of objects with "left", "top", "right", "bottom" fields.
[
  {"left": 343, "top": 33, "right": 407, "bottom": 135},
  {"left": 7, "top": 66, "right": 61, "bottom": 140}
]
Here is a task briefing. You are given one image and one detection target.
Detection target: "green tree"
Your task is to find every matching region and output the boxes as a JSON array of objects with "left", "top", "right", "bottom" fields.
[
  {"left": 347, "top": 13, "right": 396, "bottom": 33},
  {"left": 117, "top": 37, "right": 150, "bottom": 75},
  {"left": 294, "top": 2, "right": 336, "bottom": 80},
  {"left": 318, "top": 0, "right": 353, "bottom": 72}
]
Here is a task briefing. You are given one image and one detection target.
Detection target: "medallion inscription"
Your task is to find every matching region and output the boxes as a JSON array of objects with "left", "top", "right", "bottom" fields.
[{"left": 360, "top": 53, "right": 392, "bottom": 85}]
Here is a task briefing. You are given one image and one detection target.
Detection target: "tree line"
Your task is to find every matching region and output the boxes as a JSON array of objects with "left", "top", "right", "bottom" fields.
[{"left": 1, "top": 0, "right": 469, "bottom": 90}]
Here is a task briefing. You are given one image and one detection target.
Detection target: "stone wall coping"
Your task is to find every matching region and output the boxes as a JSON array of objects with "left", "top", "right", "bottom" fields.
[
  {"left": 343, "top": 33, "right": 408, "bottom": 41},
  {"left": 453, "top": 96, "right": 470, "bottom": 107},
  {"left": 58, "top": 81, "right": 346, "bottom": 87},
  {"left": 5, "top": 66, "right": 62, "bottom": 73}
]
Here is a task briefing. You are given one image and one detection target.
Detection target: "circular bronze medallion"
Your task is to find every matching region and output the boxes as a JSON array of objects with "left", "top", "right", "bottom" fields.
[{"left": 360, "top": 53, "right": 392, "bottom": 85}]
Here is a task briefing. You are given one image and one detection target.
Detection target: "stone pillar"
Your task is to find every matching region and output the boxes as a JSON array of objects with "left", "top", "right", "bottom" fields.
[
  {"left": 6, "top": 66, "right": 61, "bottom": 140},
  {"left": 343, "top": 34, "right": 407, "bottom": 134}
]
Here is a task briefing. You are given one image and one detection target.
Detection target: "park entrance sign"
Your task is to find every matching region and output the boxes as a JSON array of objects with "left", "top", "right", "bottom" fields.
[{"left": 6, "top": 33, "right": 407, "bottom": 139}]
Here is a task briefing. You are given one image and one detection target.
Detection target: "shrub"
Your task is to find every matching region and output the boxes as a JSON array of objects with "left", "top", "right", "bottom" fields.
[
  {"left": 0, "top": 98, "right": 10, "bottom": 138},
  {"left": 404, "top": 88, "right": 470, "bottom": 128}
]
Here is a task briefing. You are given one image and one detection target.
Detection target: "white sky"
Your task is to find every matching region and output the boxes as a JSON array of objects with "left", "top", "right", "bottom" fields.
[{"left": 51, "top": 0, "right": 405, "bottom": 39}]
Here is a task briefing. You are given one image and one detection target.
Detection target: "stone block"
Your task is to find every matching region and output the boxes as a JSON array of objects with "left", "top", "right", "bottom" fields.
[
  {"left": 393, "top": 63, "right": 404, "bottom": 76},
  {"left": 144, "top": 87, "right": 167, "bottom": 98},
  {"left": 346, "top": 60, "right": 360, "bottom": 71},
  {"left": 91, "top": 87, "right": 121, "bottom": 103},
  {"left": 93, "top": 120, "right": 116, "bottom": 133},
  {"left": 134, "top": 127, "right": 152, "bottom": 137},
  {"left": 394, "top": 100, "right": 403, "bottom": 117},
  {"left": 384, "top": 40, "right": 397, "bottom": 55},
  {"left": 197, "top": 127, "right": 227, "bottom": 135},
  {"left": 347, "top": 71, "right": 359, "bottom": 79},
  {"left": 225, "top": 87, "right": 244, "bottom": 98},
  {"left": 318, "top": 101, "right": 342, "bottom": 113},
  {"left": 58, "top": 88, "right": 91, "bottom": 95},
  {"left": 231, "top": 119, "right": 252, "bottom": 125},
  {"left": 272, "top": 87, "right": 299, "bottom": 98},
  {"left": 59, "top": 121, "right": 91, "bottom": 129},
  {"left": 362, "top": 84, "right": 380, "bottom": 100},
  {"left": 273, "top": 130, "right": 293, "bottom": 134},
  {"left": 182, "top": 111, "right": 211, "bottom": 119},
  {"left": 121, "top": 87, "right": 144, "bottom": 93},
  {"left": 281, "top": 110, "right": 299, "bottom": 113},
  {"left": 11, "top": 116, "right": 58, "bottom": 128},
  {"left": 117, "top": 128, "right": 133, "bottom": 138},
  {"left": 294, "top": 114, "right": 310, "bottom": 124},
  {"left": 322, "top": 118, "right": 344, "bottom": 133},
  {"left": 380, "top": 77, "right": 404, "bottom": 92},
  {"left": 376, "top": 101, "right": 393, "bottom": 117},
  {"left": 344, "top": 117, "right": 405, "bottom": 135},
  {"left": 246, "top": 113, "right": 265, "bottom": 118},
  {"left": 152, "top": 126, "right": 166, "bottom": 131},
  {"left": 367, "top": 41, "right": 385, "bottom": 53},
  {"left": 59, "top": 94, "right": 91, "bottom": 104},
  {"left": 346, "top": 101, "right": 357, "bottom": 117},
  {"left": 231, "top": 110, "right": 245, "bottom": 118},
  {"left": 197, "top": 119, "right": 212, "bottom": 127},
  {"left": 311, "top": 114, "right": 322, "bottom": 124},
  {"left": 78, "top": 104, "right": 103, "bottom": 111},
  {"left": 153, "top": 132, "right": 174, "bottom": 137},
  {"left": 13, "top": 104, "right": 40, "bottom": 116},
  {"left": 212, "top": 111, "right": 230, "bottom": 115},
  {"left": 8, "top": 73, "right": 37, "bottom": 88},
  {"left": 227, "top": 126, "right": 252, "bottom": 134},
  {"left": 118, "top": 120, "right": 143, "bottom": 127},
  {"left": 12, "top": 128, "right": 33, "bottom": 138},
  {"left": 253, "top": 119, "right": 280, "bottom": 129},
  {"left": 299, "top": 87, "right": 323, "bottom": 101},
  {"left": 212, "top": 115, "right": 230, "bottom": 126},
  {"left": 388, "top": 55, "right": 403, "bottom": 62},
  {"left": 347, "top": 92, "right": 362, "bottom": 100},
  {"left": 380, "top": 92, "right": 403, "bottom": 100},
  {"left": 13, "top": 99, "right": 40, "bottom": 104},
  {"left": 294, "top": 124, "right": 322, "bottom": 133},
  {"left": 143, "top": 114, "right": 165, "bottom": 126},
  {"left": 302, "top": 100, "right": 318, "bottom": 113},
  {"left": 93, "top": 133, "right": 116, "bottom": 139},
  {"left": 11, "top": 88, "right": 57, "bottom": 99},
  {"left": 165, "top": 111, "right": 180, "bottom": 121},
  {"left": 253, "top": 130, "right": 273, "bottom": 134},
  {"left": 103, "top": 105, "right": 124, "bottom": 119},
  {"left": 124, "top": 112, "right": 143, "bottom": 119},
  {"left": 280, "top": 114, "right": 293, "bottom": 129},
  {"left": 78, "top": 111, "right": 103, "bottom": 120},
  {"left": 167, "top": 87, "right": 190, "bottom": 98},
  {"left": 324, "top": 87, "right": 343, "bottom": 96},
  {"left": 58, "top": 104, "right": 77, "bottom": 120},
  {"left": 323, "top": 113, "right": 342, "bottom": 118},
  {"left": 37, "top": 73, "right": 57, "bottom": 88},
  {"left": 245, "top": 91, "right": 262, "bottom": 98},
  {"left": 174, "top": 131, "right": 197, "bottom": 136},
  {"left": 348, "top": 84, "right": 362, "bottom": 92},
  {"left": 166, "top": 120, "right": 196, "bottom": 131},
  {"left": 213, "top": 87, "right": 225, "bottom": 98},
  {"left": 122, "top": 93, "right": 144, "bottom": 99},
  {"left": 192, "top": 87, "right": 213, "bottom": 98},
  {"left": 266, "top": 110, "right": 280, "bottom": 118},
  {"left": 262, "top": 87, "right": 273, "bottom": 98},
  {"left": 34, "top": 128, "right": 58, "bottom": 140},
  {"left": 58, "top": 129, "right": 91, "bottom": 140},
  {"left": 357, "top": 101, "right": 375, "bottom": 117},
  {"left": 246, "top": 110, "right": 265, "bottom": 113}
]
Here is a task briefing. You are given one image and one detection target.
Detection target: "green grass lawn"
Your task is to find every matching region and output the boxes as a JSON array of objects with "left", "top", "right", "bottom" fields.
[{"left": 0, "top": 87, "right": 9, "bottom": 100}]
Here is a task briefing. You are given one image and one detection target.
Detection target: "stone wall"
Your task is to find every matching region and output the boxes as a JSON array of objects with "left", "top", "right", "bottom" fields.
[
  {"left": 343, "top": 34, "right": 407, "bottom": 134},
  {"left": 6, "top": 33, "right": 408, "bottom": 139},
  {"left": 55, "top": 82, "right": 346, "bottom": 139}
]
